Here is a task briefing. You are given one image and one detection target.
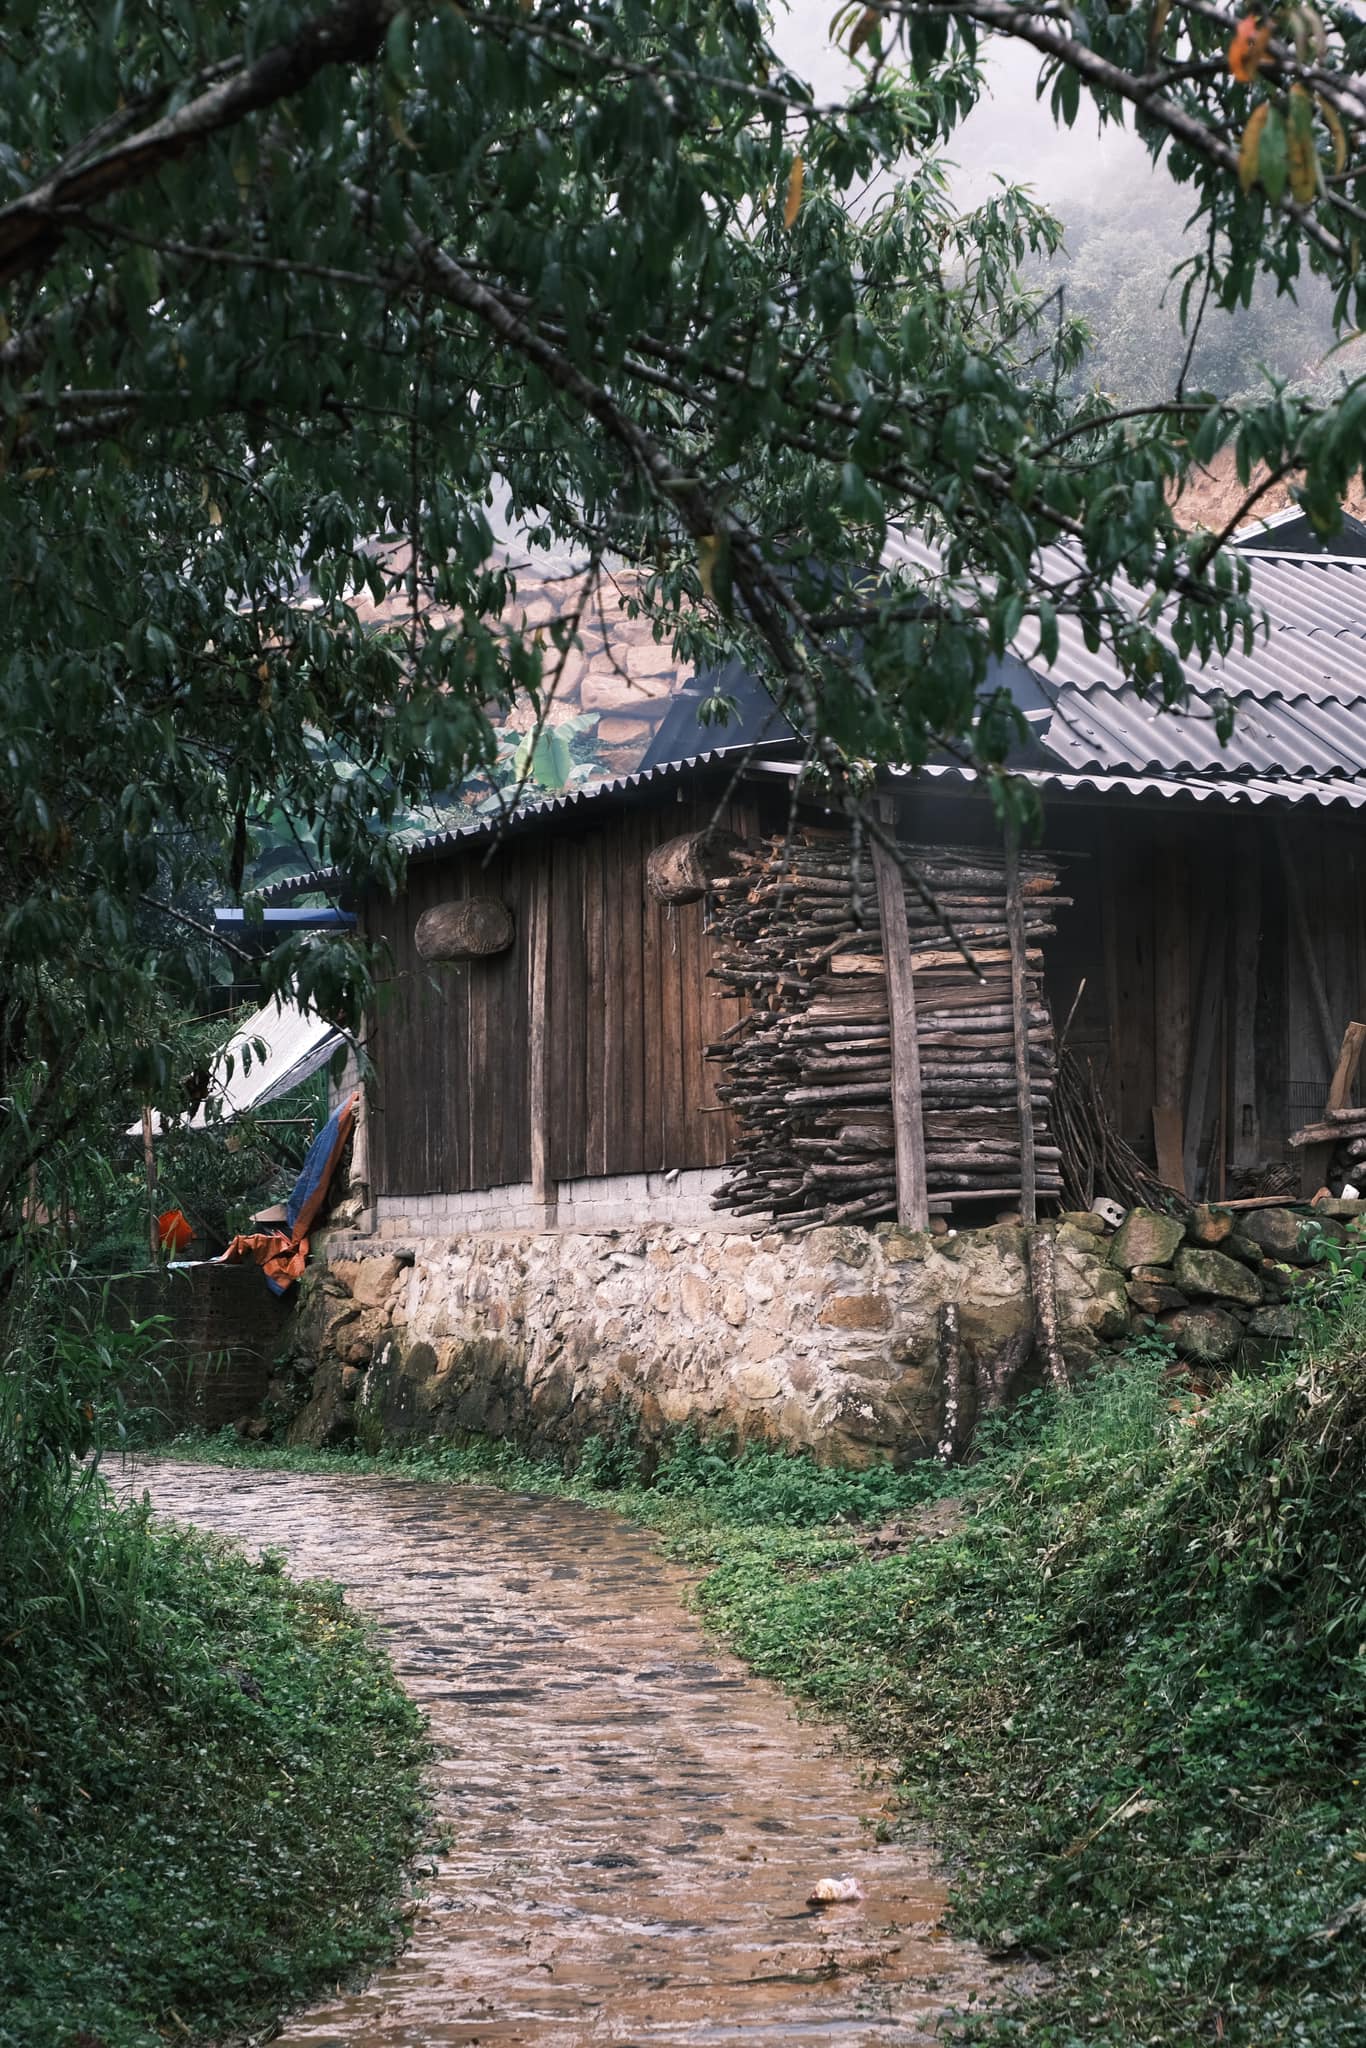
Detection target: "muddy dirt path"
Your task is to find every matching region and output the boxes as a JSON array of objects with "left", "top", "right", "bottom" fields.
[{"left": 126, "top": 1461, "right": 1014, "bottom": 2046}]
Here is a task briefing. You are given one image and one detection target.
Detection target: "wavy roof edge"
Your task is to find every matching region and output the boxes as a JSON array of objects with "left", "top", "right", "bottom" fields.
[
  {"left": 264, "top": 746, "right": 1366, "bottom": 905},
  {"left": 260, "top": 746, "right": 767, "bottom": 902}
]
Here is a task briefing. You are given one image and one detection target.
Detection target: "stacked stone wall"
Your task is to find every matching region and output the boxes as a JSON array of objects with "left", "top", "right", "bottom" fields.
[
  {"left": 266, "top": 1193, "right": 1360, "bottom": 1464},
  {"left": 284, "top": 1215, "right": 1135, "bottom": 1463}
]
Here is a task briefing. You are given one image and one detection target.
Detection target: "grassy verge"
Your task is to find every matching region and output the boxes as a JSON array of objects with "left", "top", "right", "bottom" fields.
[
  {"left": 0, "top": 1482, "right": 428, "bottom": 2048},
  {"left": 161, "top": 1312, "right": 1366, "bottom": 2047}
]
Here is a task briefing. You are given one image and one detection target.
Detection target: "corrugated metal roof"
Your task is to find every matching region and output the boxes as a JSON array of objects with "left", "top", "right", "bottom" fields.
[
  {"left": 266, "top": 528, "right": 1366, "bottom": 900},
  {"left": 749, "top": 758, "right": 1366, "bottom": 810},
  {"left": 884, "top": 528, "right": 1366, "bottom": 793},
  {"left": 262, "top": 746, "right": 765, "bottom": 898},
  {"left": 913, "top": 762, "right": 1366, "bottom": 810},
  {"left": 389, "top": 745, "right": 764, "bottom": 857}
]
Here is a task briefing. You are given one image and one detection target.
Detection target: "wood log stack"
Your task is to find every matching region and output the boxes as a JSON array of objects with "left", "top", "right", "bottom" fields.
[
  {"left": 1290, "top": 1105, "right": 1366, "bottom": 1185},
  {"left": 706, "top": 830, "right": 1068, "bottom": 1227}
]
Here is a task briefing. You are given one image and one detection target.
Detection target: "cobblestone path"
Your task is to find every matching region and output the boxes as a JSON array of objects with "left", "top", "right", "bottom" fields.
[{"left": 127, "top": 1461, "right": 1016, "bottom": 2046}]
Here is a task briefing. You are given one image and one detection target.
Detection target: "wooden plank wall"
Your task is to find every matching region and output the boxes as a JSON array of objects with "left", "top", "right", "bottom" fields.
[
  {"left": 897, "top": 783, "right": 1366, "bottom": 1191},
  {"left": 547, "top": 802, "right": 748, "bottom": 1179},
  {"left": 364, "top": 839, "right": 537, "bottom": 1196},
  {"left": 366, "top": 781, "right": 1366, "bottom": 1205},
  {"left": 1043, "top": 802, "right": 1366, "bottom": 1184},
  {"left": 366, "top": 798, "right": 750, "bottom": 1196}
]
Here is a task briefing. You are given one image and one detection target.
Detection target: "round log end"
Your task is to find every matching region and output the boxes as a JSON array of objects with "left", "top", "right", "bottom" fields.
[
  {"left": 646, "top": 829, "right": 741, "bottom": 905},
  {"left": 414, "top": 898, "right": 515, "bottom": 961}
]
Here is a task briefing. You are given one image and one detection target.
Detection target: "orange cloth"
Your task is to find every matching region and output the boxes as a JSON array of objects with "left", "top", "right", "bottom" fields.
[{"left": 157, "top": 1208, "right": 195, "bottom": 1253}]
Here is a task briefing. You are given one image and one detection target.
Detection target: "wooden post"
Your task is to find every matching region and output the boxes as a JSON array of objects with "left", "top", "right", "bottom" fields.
[
  {"left": 870, "top": 799, "right": 929, "bottom": 1231},
  {"left": 1217, "top": 991, "right": 1229, "bottom": 1203},
  {"left": 1299, "top": 1019, "right": 1366, "bottom": 1198},
  {"left": 1152, "top": 834, "right": 1191, "bottom": 1196},
  {"left": 141, "top": 1106, "right": 159, "bottom": 1262},
  {"left": 1003, "top": 815, "right": 1038, "bottom": 1224},
  {"left": 1028, "top": 1227, "right": 1068, "bottom": 1393},
  {"left": 1183, "top": 905, "right": 1227, "bottom": 1199},
  {"left": 935, "top": 1301, "right": 963, "bottom": 1462},
  {"left": 350, "top": 1067, "right": 371, "bottom": 1217},
  {"left": 528, "top": 854, "right": 553, "bottom": 1215}
]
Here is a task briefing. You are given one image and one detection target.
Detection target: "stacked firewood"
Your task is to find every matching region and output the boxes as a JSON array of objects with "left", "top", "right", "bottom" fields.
[
  {"left": 706, "top": 831, "right": 1068, "bottom": 1227},
  {"left": 1289, "top": 1106, "right": 1366, "bottom": 1184}
]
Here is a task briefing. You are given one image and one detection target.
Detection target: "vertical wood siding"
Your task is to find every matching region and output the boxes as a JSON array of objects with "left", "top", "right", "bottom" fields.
[
  {"left": 366, "top": 798, "right": 749, "bottom": 1196},
  {"left": 895, "top": 781, "right": 1366, "bottom": 1184},
  {"left": 366, "top": 783, "right": 1365, "bottom": 1205}
]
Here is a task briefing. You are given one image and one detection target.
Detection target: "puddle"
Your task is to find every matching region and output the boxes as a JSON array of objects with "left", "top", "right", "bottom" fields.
[{"left": 124, "top": 1461, "right": 1024, "bottom": 2044}]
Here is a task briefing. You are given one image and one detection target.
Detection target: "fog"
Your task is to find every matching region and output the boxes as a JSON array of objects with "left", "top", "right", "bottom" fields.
[
  {"left": 772, "top": 7, "right": 1344, "bottom": 405},
  {"left": 773, "top": 8, "right": 1153, "bottom": 211}
]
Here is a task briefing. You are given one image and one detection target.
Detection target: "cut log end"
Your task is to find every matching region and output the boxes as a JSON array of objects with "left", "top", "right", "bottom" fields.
[{"left": 646, "top": 829, "right": 742, "bottom": 904}]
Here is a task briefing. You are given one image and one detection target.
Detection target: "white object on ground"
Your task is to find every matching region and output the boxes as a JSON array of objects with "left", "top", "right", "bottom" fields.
[{"left": 808, "top": 1875, "right": 864, "bottom": 1905}]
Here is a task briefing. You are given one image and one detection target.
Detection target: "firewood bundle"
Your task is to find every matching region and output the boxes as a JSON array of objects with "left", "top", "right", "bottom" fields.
[
  {"left": 706, "top": 831, "right": 1067, "bottom": 1227},
  {"left": 1289, "top": 1105, "right": 1366, "bottom": 1184}
]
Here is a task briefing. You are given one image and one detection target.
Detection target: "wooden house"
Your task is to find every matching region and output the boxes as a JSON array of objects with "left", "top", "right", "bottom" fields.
[{"left": 272, "top": 523, "right": 1366, "bottom": 1238}]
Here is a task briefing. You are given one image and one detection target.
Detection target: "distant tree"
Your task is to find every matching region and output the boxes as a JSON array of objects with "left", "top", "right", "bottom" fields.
[
  {"left": 1043, "top": 181, "right": 1359, "bottom": 407},
  {"left": 4, "top": 0, "right": 1366, "bottom": 1261}
]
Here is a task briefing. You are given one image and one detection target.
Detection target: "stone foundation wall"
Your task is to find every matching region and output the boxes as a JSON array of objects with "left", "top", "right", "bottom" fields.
[{"left": 286, "top": 1215, "right": 1133, "bottom": 1463}]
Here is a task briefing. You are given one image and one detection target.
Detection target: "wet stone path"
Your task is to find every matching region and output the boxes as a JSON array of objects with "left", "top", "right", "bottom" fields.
[{"left": 126, "top": 1461, "right": 1013, "bottom": 2046}]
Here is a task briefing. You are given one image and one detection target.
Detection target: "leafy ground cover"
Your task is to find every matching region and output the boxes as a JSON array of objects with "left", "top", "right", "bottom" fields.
[
  {"left": 1, "top": 1373, "right": 428, "bottom": 2048},
  {"left": 171, "top": 1304, "right": 1366, "bottom": 2047}
]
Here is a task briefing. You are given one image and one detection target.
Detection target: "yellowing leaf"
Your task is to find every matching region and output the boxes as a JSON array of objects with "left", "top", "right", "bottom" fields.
[
  {"left": 848, "top": 7, "right": 881, "bottom": 57},
  {"left": 1147, "top": 0, "right": 1172, "bottom": 58},
  {"left": 783, "top": 154, "right": 804, "bottom": 229},
  {"left": 1318, "top": 93, "right": 1347, "bottom": 174},
  {"left": 697, "top": 533, "right": 722, "bottom": 601},
  {"left": 1228, "top": 13, "right": 1273, "bottom": 81},
  {"left": 1288, "top": 85, "right": 1319, "bottom": 202},
  {"left": 1239, "top": 102, "right": 1270, "bottom": 193}
]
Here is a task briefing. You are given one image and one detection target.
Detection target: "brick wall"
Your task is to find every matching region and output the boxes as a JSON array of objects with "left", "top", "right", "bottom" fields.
[{"left": 370, "top": 1167, "right": 748, "bottom": 1239}]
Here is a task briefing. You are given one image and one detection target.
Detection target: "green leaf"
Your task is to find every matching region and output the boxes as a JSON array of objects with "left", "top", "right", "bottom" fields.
[
  {"left": 1037, "top": 601, "right": 1060, "bottom": 669},
  {"left": 1258, "top": 105, "right": 1289, "bottom": 204}
]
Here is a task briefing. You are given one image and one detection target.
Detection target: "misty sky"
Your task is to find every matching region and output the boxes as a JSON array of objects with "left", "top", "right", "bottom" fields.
[{"left": 774, "top": 8, "right": 1153, "bottom": 217}]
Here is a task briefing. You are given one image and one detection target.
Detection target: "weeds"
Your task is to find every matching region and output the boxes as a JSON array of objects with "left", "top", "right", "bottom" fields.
[
  {"left": 686, "top": 1344, "right": 1366, "bottom": 2045},
  {"left": 0, "top": 1270, "right": 427, "bottom": 2048}
]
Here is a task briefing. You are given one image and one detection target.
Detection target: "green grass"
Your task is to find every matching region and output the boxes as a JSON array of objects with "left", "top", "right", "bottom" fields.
[
  {"left": 163, "top": 1313, "right": 1366, "bottom": 2046},
  {"left": 0, "top": 1485, "right": 428, "bottom": 2048}
]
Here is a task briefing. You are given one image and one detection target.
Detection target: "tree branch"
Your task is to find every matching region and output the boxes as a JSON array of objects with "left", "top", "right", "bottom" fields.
[{"left": 0, "top": 0, "right": 423, "bottom": 287}]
